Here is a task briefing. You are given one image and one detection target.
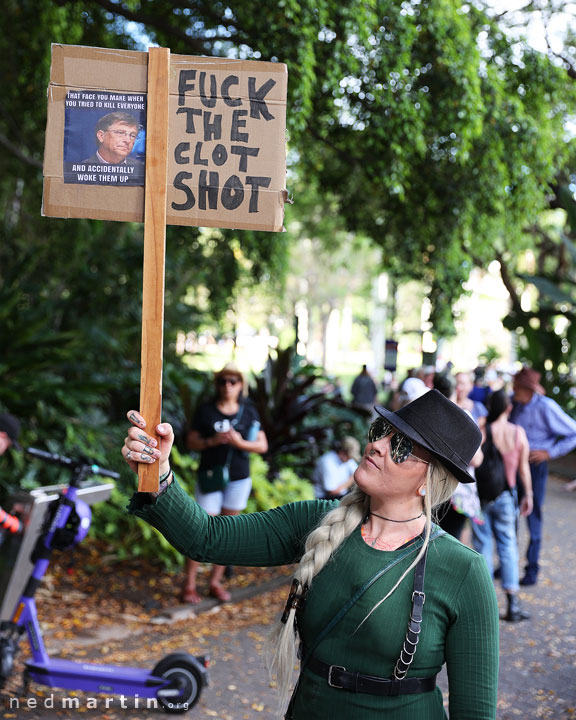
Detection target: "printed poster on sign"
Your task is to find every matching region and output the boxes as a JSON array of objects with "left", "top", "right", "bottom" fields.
[{"left": 63, "top": 90, "right": 147, "bottom": 186}]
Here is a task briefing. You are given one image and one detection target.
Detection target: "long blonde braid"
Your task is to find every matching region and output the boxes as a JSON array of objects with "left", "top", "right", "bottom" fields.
[{"left": 269, "top": 485, "right": 367, "bottom": 708}]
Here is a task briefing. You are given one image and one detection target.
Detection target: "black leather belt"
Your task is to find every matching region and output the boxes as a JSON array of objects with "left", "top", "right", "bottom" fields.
[{"left": 307, "top": 655, "right": 437, "bottom": 696}]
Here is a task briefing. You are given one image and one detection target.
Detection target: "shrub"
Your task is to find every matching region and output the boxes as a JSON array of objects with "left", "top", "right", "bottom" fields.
[{"left": 245, "top": 454, "right": 314, "bottom": 513}]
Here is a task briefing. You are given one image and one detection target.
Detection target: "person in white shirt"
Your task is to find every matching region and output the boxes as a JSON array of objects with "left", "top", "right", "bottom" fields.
[{"left": 313, "top": 436, "right": 360, "bottom": 499}]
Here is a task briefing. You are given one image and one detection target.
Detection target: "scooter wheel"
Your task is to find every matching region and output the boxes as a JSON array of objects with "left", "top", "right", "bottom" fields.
[
  {"left": 153, "top": 653, "right": 203, "bottom": 714},
  {"left": 0, "top": 640, "right": 16, "bottom": 689}
]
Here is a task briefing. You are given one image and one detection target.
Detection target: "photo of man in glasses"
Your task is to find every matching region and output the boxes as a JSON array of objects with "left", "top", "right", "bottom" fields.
[
  {"left": 82, "top": 112, "right": 143, "bottom": 169},
  {"left": 63, "top": 93, "right": 146, "bottom": 186}
]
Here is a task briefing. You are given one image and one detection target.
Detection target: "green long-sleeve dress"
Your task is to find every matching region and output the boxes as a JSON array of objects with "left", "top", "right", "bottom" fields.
[{"left": 128, "top": 479, "right": 499, "bottom": 719}]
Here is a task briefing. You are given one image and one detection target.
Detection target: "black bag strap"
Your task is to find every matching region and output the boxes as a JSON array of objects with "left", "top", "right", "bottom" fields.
[
  {"left": 223, "top": 402, "right": 245, "bottom": 469},
  {"left": 484, "top": 423, "right": 512, "bottom": 495},
  {"left": 486, "top": 423, "right": 494, "bottom": 443},
  {"left": 393, "top": 543, "right": 428, "bottom": 681}
]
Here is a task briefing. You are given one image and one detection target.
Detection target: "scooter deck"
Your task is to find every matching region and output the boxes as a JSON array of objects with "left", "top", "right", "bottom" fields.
[{"left": 25, "top": 657, "right": 164, "bottom": 697}]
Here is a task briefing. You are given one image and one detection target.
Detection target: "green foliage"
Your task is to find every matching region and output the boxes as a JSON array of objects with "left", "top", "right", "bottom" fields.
[
  {"left": 92, "top": 490, "right": 185, "bottom": 569},
  {"left": 250, "top": 345, "right": 367, "bottom": 479},
  {"left": 2, "top": 0, "right": 571, "bottom": 343},
  {"left": 294, "top": 1, "right": 574, "bottom": 333},
  {"left": 245, "top": 454, "right": 314, "bottom": 513},
  {"left": 169, "top": 444, "right": 198, "bottom": 492},
  {"left": 502, "top": 163, "right": 576, "bottom": 415}
]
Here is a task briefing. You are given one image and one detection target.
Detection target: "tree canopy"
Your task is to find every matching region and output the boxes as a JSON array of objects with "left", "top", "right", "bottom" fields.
[{"left": 0, "top": 0, "right": 574, "bottom": 442}]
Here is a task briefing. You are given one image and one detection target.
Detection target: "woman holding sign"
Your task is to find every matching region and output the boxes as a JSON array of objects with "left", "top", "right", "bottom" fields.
[
  {"left": 182, "top": 363, "right": 267, "bottom": 603},
  {"left": 123, "top": 390, "right": 498, "bottom": 719}
]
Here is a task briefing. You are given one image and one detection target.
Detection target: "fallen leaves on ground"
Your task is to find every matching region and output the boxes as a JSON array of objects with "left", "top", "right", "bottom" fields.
[{"left": 32, "top": 538, "right": 291, "bottom": 643}]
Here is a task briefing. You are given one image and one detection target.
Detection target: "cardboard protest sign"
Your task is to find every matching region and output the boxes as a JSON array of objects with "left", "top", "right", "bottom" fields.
[{"left": 43, "top": 44, "right": 287, "bottom": 232}]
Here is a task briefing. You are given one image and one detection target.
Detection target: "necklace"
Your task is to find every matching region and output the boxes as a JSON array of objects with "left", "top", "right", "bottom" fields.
[
  {"left": 367, "top": 510, "right": 424, "bottom": 524},
  {"left": 360, "top": 524, "right": 421, "bottom": 550}
]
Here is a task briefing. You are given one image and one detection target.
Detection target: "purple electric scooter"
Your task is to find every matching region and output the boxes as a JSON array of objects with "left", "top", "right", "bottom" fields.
[{"left": 0, "top": 447, "right": 209, "bottom": 713}]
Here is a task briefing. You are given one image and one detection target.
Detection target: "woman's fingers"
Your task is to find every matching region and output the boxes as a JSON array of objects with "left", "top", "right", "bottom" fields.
[
  {"left": 127, "top": 425, "right": 158, "bottom": 447},
  {"left": 125, "top": 429, "right": 161, "bottom": 458},
  {"left": 127, "top": 410, "right": 146, "bottom": 428},
  {"left": 122, "top": 434, "right": 161, "bottom": 465},
  {"left": 122, "top": 416, "right": 162, "bottom": 473},
  {"left": 123, "top": 411, "right": 175, "bottom": 475}
]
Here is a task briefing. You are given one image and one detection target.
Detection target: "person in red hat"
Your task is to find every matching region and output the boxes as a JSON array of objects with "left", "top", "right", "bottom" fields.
[{"left": 510, "top": 366, "right": 576, "bottom": 585}]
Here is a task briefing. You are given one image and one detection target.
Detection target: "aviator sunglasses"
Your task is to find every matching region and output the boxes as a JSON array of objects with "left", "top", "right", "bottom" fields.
[
  {"left": 368, "top": 418, "right": 430, "bottom": 465},
  {"left": 217, "top": 376, "right": 240, "bottom": 386}
]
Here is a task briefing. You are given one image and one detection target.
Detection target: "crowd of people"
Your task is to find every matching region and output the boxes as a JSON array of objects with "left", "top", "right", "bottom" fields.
[{"left": 120, "top": 357, "right": 576, "bottom": 615}]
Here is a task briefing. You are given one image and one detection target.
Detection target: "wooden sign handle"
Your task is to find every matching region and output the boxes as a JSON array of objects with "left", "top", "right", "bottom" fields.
[{"left": 138, "top": 46, "right": 170, "bottom": 492}]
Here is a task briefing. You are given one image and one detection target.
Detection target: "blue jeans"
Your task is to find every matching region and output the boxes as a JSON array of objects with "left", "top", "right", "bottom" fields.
[
  {"left": 525, "top": 461, "right": 548, "bottom": 579},
  {"left": 472, "top": 489, "right": 520, "bottom": 592}
]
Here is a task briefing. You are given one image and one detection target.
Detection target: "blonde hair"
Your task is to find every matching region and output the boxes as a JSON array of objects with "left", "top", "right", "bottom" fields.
[{"left": 269, "top": 460, "right": 459, "bottom": 711}]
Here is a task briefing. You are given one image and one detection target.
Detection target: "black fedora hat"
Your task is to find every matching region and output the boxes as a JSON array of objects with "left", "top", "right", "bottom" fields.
[{"left": 374, "top": 389, "right": 481, "bottom": 484}]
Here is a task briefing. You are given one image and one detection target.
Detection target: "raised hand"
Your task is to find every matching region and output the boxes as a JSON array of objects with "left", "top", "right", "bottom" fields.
[{"left": 122, "top": 410, "right": 173, "bottom": 477}]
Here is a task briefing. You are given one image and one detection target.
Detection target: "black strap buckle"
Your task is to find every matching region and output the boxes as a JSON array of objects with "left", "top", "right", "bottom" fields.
[
  {"left": 328, "top": 665, "right": 346, "bottom": 688},
  {"left": 412, "top": 590, "right": 426, "bottom": 604},
  {"left": 281, "top": 579, "right": 308, "bottom": 624}
]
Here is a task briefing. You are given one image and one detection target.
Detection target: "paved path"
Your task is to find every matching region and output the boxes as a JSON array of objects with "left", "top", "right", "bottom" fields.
[
  {"left": 491, "top": 470, "right": 576, "bottom": 719},
  {"left": 2, "top": 471, "right": 576, "bottom": 719}
]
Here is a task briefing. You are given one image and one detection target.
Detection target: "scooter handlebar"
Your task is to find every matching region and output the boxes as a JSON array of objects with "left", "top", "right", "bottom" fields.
[{"left": 26, "top": 447, "right": 120, "bottom": 479}]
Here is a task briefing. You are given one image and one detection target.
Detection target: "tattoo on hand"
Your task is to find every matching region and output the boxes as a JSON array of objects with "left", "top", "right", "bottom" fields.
[
  {"left": 138, "top": 434, "right": 150, "bottom": 445},
  {"left": 141, "top": 453, "right": 153, "bottom": 462},
  {"left": 129, "top": 412, "right": 143, "bottom": 425},
  {"left": 126, "top": 450, "right": 132, "bottom": 461},
  {"left": 142, "top": 445, "right": 155, "bottom": 456}
]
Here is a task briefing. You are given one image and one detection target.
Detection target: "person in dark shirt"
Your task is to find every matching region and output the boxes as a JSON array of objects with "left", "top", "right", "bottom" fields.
[
  {"left": 182, "top": 363, "right": 268, "bottom": 603},
  {"left": 350, "top": 365, "right": 378, "bottom": 414}
]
